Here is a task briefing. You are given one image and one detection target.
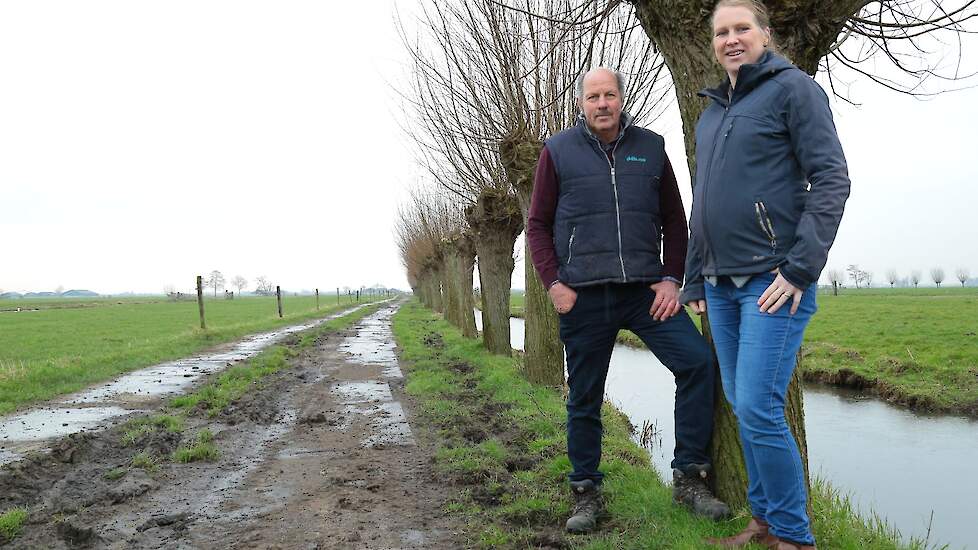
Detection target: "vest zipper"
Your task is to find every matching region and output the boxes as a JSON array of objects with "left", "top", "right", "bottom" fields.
[
  {"left": 567, "top": 226, "right": 576, "bottom": 264},
  {"left": 604, "top": 141, "right": 627, "bottom": 281}
]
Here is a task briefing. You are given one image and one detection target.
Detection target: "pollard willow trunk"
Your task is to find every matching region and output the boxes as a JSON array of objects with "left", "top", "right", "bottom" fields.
[
  {"left": 500, "top": 134, "right": 565, "bottom": 386},
  {"left": 466, "top": 188, "right": 523, "bottom": 356}
]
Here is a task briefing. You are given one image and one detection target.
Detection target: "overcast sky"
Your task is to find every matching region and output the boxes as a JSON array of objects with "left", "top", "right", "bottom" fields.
[{"left": 2, "top": 1, "right": 976, "bottom": 294}]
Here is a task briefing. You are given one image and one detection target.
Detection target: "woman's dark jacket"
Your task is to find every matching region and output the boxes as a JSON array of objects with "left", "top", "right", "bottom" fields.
[{"left": 681, "top": 50, "right": 850, "bottom": 303}]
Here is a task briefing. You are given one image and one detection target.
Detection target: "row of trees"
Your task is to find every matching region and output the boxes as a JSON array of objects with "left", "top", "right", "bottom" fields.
[
  {"left": 396, "top": 0, "right": 976, "bottom": 510},
  {"left": 165, "top": 273, "right": 388, "bottom": 298},
  {"left": 396, "top": 0, "right": 668, "bottom": 384},
  {"left": 824, "top": 265, "right": 972, "bottom": 291},
  {"left": 165, "top": 272, "right": 275, "bottom": 297}
]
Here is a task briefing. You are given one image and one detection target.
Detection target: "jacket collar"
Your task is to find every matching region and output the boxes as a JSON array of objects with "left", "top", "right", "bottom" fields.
[
  {"left": 698, "top": 50, "right": 794, "bottom": 106},
  {"left": 578, "top": 111, "right": 634, "bottom": 145}
]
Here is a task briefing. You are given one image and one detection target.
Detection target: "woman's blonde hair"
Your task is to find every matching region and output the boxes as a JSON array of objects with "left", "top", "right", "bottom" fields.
[{"left": 711, "top": 0, "right": 776, "bottom": 49}]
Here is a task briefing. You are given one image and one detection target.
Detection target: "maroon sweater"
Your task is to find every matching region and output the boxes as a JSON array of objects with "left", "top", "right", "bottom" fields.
[{"left": 526, "top": 145, "right": 689, "bottom": 288}]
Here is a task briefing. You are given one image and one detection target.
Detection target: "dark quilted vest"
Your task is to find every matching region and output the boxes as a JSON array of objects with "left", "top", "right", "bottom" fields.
[{"left": 548, "top": 119, "right": 666, "bottom": 287}]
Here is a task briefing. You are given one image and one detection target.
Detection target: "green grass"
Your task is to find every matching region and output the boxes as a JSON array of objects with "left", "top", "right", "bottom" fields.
[
  {"left": 172, "top": 429, "right": 219, "bottom": 463},
  {"left": 103, "top": 467, "right": 128, "bottom": 481},
  {"left": 0, "top": 294, "right": 384, "bottom": 414},
  {"left": 800, "top": 290, "right": 978, "bottom": 414},
  {"left": 396, "top": 298, "right": 934, "bottom": 549},
  {"left": 170, "top": 346, "right": 294, "bottom": 414},
  {"left": 511, "top": 288, "right": 978, "bottom": 414},
  {"left": 0, "top": 507, "right": 28, "bottom": 542},
  {"left": 131, "top": 451, "right": 158, "bottom": 471},
  {"left": 509, "top": 291, "right": 526, "bottom": 317},
  {"left": 121, "top": 414, "right": 185, "bottom": 446}
]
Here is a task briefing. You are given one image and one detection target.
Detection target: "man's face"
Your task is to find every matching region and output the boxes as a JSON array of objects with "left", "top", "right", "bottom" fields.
[{"left": 579, "top": 70, "right": 622, "bottom": 140}]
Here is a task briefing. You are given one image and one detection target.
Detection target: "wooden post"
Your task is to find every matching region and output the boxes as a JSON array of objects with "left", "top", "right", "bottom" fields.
[
  {"left": 336, "top": 288, "right": 340, "bottom": 305},
  {"left": 196, "top": 275, "right": 206, "bottom": 329},
  {"left": 356, "top": 290, "right": 360, "bottom": 302},
  {"left": 276, "top": 286, "right": 283, "bottom": 318},
  {"left": 315, "top": 288, "right": 319, "bottom": 310}
]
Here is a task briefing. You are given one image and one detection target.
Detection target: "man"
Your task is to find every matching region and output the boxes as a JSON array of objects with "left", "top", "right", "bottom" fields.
[{"left": 526, "top": 67, "right": 730, "bottom": 534}]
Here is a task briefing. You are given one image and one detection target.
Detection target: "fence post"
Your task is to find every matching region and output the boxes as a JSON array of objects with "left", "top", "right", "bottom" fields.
[
  {"left": 196, "top": 275, "right": 206, "bottom": 329},
  {"left": 356, "top": 290, "right": 360, "bottom": 302},
  {"left": 315, "top": 288, "right": 319, "bottom": 311},
  {"left": 336, "top": 288, "right": 340, "bottom": 305},
  {"left": 276, "top": 286, "right": 283, "bottom": 318}
]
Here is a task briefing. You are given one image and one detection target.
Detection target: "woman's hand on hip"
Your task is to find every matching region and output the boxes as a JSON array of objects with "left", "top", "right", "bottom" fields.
[{"left": 758, "top": 270, "right": 803, "bottom": 315}]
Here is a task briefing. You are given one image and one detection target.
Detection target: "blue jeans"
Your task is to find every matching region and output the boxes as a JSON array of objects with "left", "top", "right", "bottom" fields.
[
  {"left": 705, "top": 273, "right": 817, "bottom": 546},
  {"left": 559, "top": 283, "right": 715, "bottom": 484}
]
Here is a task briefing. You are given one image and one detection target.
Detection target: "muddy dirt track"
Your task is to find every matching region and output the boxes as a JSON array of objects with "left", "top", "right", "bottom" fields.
[{"left": 0, "top": 302, "right": 463, "bottom": 549}]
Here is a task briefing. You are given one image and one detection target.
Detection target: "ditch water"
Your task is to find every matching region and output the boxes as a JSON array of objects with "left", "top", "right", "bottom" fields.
[
  {"left": 474, "top": 310, "right": 977, "bottom": 550},
  {"left": 0, "top": 303, "right": 376, "bottom": 467}
]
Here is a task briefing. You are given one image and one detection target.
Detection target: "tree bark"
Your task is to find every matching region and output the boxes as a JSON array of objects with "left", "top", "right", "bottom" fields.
[
  {"left": 701, "top": 321, "right": 749, "bottom": 509},
  {"left": 437, "top": 246, "right": 460, "bottom": 326},
  {"left": 500, "top": 134, "right": 565, "bottom": 386},
  {"left": 420, "top": 267, "right": 443, "bottom": 313},
  {"left": 466, "top": 188, "right": 523, "bottom": 356},
  {"left": 627, "top": 0, "right": 850, "bottom": 511},
  {"left": 443, "top": 231, "right": 479, "bottom": 338}
]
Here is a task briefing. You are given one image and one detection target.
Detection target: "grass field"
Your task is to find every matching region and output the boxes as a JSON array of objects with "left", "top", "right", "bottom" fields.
[
  {"left": 801, "top": 289, "right": 978, "bottom": 414},
  {"left": 0, "top": 294, "right": 383, "bottom": 415},
  {"left": 510, "top": 287, "right": 978, "bottom": 415},
  {"left": 394, "top": 299, "right": 925, "bottom": 549}
]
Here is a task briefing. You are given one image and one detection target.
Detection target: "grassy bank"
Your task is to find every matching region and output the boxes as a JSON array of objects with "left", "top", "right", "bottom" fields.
[
  {"left": 0, "top": 295, "right": 383, "bottom": 415},
  {"left": 510, "top": 288, "right": 978, "bottom": 415},
  {"left": 394, "top": 299, "right": 924, "bottom": 549},
  {"left": 800, "top": 291, "right": 978, "bottom": 415}
]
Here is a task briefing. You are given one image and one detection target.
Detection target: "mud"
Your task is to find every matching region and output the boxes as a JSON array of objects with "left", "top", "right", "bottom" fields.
[
  {"left": 0, "top": 304, "right": 374, "bottom": 467},
  {"left": 0, "top": 301, "right": 462, "bottom": 549}
]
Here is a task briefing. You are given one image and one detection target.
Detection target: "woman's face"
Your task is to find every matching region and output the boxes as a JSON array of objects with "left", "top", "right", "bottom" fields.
[{"left": 712, "top": 6, "right": 769, "bottom": 81}]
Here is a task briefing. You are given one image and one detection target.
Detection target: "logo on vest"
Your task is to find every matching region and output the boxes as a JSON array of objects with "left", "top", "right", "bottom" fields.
[{"left": 625, "top": 155, "right": 647, "bottom": 163}]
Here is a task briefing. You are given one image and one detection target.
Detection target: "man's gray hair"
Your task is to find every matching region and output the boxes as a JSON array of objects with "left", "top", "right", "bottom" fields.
[{"left": 574, "top": 67, "right": 626, "bottom": 100}]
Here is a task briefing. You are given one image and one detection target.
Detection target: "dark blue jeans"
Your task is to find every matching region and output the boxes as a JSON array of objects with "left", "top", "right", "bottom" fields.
[
  {"left": 705, "top": 273, "right": 817, "bottom": 545},
  {"left": 558, "top": 283, "right": 715, "bottom": 485}
]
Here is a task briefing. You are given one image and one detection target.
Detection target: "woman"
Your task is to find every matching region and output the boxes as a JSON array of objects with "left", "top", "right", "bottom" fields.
[{"left": 681, "top": 1, "right": 850, "bottom": 549}]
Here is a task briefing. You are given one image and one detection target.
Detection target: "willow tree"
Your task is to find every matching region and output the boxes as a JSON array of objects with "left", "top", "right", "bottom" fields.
[
  {"left": 396, "top": 187, "right": 478, "bottom": 338},
  {"left": 395, "top": 191, "right": 441, "bottom": 311},
  {"left": 439, "top": 208, "right": 479, "bottom": 338},
  {"left": 403, "top": 0, "right": 672, "bottom": 384},
  {"left": 397, "top": 3, "right": 524, "bottom": 355}
]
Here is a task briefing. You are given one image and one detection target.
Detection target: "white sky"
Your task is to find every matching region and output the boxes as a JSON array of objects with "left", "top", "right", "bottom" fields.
[{"left": 2, "top": 1, "right": 976, "bottom": 294}]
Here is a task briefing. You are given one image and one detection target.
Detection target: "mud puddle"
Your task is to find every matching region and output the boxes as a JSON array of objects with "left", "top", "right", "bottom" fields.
[
  {"left": 0, "top": 299, "right": 461, "bottom": 549},
  {"left": 338, "top": 306, "right": 402, "bottom": 377},
  {"left": 0, "top": 303, "right": 373, "bottom": 467}
]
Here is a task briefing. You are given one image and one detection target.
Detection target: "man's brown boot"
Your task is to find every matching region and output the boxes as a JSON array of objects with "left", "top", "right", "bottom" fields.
[{"left": 705, "top": 516, "right": 770, "bottom": 547}]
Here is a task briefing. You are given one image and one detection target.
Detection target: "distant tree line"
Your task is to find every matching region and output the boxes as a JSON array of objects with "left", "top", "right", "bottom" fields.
[
  {"left": 822, "top": 265, "right": 972, "bottom": 293},
  {"left": 162, "top": 272, "right": 390, "bottom": 299}
]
